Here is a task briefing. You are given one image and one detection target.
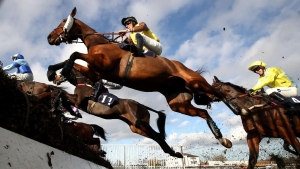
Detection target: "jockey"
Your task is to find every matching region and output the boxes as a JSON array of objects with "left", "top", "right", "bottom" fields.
[
  {"left": 118, "top": 16, "right": 162, "bottom": 56},
  {"left": 247, "top": 61, "right": 297, "bottom": 97},
  {"left": 3, "top": 54, "right": 34, "bottom": 81},
  {"left": 247, "top": 61, "right": 299, "bottom": 113},
  {"left": 90, "top": 79, "right": 123, "bottom": 102}
]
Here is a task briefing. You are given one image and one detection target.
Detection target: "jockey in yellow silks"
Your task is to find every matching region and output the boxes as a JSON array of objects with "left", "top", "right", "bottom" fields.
[{"left": 247, "top": 60, "right": 298, "bottom": 98}]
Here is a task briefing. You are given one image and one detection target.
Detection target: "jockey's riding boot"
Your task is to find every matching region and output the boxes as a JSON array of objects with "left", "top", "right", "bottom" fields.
[
  {"left": 269, "top": 92, "right": 286, "bottom": 102},
  {"left": 134, "top": 33, "right": 144, "bottom": 56},
  {"left": 90, "top": 81, "right": 103, "bottom": 102},
  {"left": 285, "top": 98, "right": 300, "bottom": 115},
  {"left": 207, "top": 118, "right": 222, "bottom": 139}
]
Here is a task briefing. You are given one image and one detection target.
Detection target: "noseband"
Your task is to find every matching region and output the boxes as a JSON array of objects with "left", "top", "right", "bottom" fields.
[{"left": 52, "top": 26, "right": 68, "bottom": 43}]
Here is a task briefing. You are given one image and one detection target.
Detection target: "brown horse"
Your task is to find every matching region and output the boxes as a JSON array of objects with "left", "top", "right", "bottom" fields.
[
  {"left": 47, "top": 7, "right": 234, "bottom": 148},
  {"left": 62, "top": 118, "right": 107, "bottom": 157},
  {"left": 48, "top": 61, "right": 182, "bottom": 158},
  {"left": 17, "top": 81, "right": 108, "bottom": 155},
  {"left": 211, "top": 76, "right": 300, "bottom": 169},
  {"left": 17, "top": 81, "right": 79, "bottom": 116}
]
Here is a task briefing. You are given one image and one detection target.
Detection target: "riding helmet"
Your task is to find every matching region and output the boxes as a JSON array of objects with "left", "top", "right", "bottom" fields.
[
  {"left": 121, "top": 16, "right": 138, "bottom": 26},
  {"left": 248, "top": 61, "right": 266, "bottom": 71},
  {"left": 11, "top": 53, "right": 24, "bottom": 60}
]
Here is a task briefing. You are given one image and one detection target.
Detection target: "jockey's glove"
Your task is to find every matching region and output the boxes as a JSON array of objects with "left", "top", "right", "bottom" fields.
[{"left": 245, "top": 89, "right": 255, "bottom": 96}]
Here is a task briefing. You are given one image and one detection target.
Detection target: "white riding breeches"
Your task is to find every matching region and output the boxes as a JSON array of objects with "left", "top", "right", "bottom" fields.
[
  {"left": 8, "top": 73, "right": 34, "bottom": 81},
  {"left": 266, "top": 86, "right": 298, "bottom": 97},
  {"left": 140, "top": 34, "right": 162, "bottom": 55}
]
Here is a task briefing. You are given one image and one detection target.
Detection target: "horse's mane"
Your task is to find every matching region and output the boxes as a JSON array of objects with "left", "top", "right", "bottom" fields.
[
  {"left": 74, "top": 18, "right": 111, "bottom": 41},
  {"left": 49, "top": 85, "right": 68, "bottom": 94},
  {"left": 195, "top": 67, "right": 206, "bottom": 75},
  {"left": 224, "top": 82, "right": 246, "bottom": 93}
]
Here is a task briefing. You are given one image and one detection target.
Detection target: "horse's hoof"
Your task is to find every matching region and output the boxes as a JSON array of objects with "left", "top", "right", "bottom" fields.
[{"left": 218, "top": 138, "right": 232, "bottom": 148}]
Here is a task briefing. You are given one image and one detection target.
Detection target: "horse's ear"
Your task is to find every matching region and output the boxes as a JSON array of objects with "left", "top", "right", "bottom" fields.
[
  {"left": 71, "top": 7, "right": 77, "bottom": 17},
  {"left": 213, "top": 76, "right": 220, "bottom": 82}
]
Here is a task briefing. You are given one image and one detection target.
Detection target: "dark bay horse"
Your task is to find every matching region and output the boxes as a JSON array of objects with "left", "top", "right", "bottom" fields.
[
  {"left": 17, "top": 81, "right": 108, "bottom": 155},
  {"left": 17, "top": 81, "right": 79, "bottom": 116},
  {"left": 62, "top": 118, "right": 107, "bottom": 157},
  {"left": 47, "top": 7, "right": 233, "bottom": 148},
  {"left": 48, "top": 62, "right": 183, "bottom": 158},
  {"left": 211, "top": 76, "right": 300, "bottom": 169}
]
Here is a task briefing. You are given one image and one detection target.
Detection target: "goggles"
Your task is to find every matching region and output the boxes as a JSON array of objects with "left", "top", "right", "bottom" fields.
[{"left": 251, "top": 66, "right": 262, "bottom": 72}]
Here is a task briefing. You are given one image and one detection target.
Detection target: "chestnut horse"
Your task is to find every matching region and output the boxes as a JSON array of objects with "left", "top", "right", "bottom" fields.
[
  {"left": 48, "top": 61, "right": 182, "bottom": 158},
  {"left": 17, "top": 81, "right": 108, "bottom": 155},
  {"left": 47, "top": 7, "right": 234, "bottom": 148},
  {"left": 211, "top": 76, "right": 300, "bottom": 169}
]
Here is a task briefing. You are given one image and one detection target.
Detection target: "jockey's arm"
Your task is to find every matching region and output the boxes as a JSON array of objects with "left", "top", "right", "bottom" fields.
[
  {"left": 3, "top": 63, "right": 17, "bottom": 72},
  {"left": 252, "top": 71, "right": 276, "bottom": 91},
  {"left": 134, "top": 22, "right": 149, "bottom": 32}
]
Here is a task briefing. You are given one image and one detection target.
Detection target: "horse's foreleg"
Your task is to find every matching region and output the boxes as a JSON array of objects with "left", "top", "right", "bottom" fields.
[
  {"left": 188, "top": 78, "right": 241, "bottom": 115},
  {"left": 247, "top": 134, "right": 262, "bottom": 169},
  {"left": 163, "top": 91, "right": 232, "bottom": 148},
  {"left": 73, "top": 62, "right": 100, "bottom": 82},
  {"left": 62, "top": 52, "right": 94, "bottom": 77}
]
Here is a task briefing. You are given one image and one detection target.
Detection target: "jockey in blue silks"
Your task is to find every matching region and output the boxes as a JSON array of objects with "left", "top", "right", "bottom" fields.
[{"left": 3, "top": 54, "right": 34, "bottom": 81}]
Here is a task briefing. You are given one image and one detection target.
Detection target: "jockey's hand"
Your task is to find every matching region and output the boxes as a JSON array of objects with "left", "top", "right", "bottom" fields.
[
  {"left": 245, "top": 89, "right": 255, "bottom": 96},
  {"left": 118, "top": 29, "right": 128, "bottom": 36}
]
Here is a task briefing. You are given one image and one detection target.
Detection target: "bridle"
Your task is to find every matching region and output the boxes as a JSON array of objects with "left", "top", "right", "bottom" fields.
[{"left": 52, "top": 26, "right": 68, "bottom": 43}]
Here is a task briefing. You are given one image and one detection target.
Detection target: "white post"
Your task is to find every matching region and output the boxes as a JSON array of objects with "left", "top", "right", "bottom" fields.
[{"left": 180, "top": 146, "right": 186, "bottom": 169}]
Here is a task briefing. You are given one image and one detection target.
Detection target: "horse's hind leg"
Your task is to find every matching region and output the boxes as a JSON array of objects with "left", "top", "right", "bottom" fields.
[
  {"left": 162, "top": 90, "right": 232, "bottom": 148},
  {"left": 124, "top": 100, "right": 182, "bottom": 158},
  {"left": 129, "top": 123, "right": 183, "bottom": 158}
]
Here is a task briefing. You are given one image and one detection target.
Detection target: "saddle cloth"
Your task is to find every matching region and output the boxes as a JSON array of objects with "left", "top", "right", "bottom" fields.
[{"left": 97, "top": 92, "right": 119, "bottom": 107}]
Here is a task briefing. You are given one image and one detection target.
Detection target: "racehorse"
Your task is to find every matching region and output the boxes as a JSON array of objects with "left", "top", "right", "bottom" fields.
[
  {"left": 62, "top": 117, "right": 107, "bottom": 157},
  {"left": 47, "top": 7, "right": 234, "bottom": 148},
  {"left": 48, "top": 61, "right": 182, "bottom": 158},
  {"left": 17, "top": 81, "right": 79, "bottom": 116},
  {"left": 211, "top": 76, "right": 300, "bottom": 169},
  {"left": 17, "top": 81, "right": 109, "bottom": 155}
]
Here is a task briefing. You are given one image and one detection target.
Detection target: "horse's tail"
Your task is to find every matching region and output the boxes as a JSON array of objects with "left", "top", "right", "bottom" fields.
[
  {"left": 142, "top": 105, "right": 166, "bottom": 139},
  {"left": 90, "top": 124, "right": 107, "bottom": 141}
]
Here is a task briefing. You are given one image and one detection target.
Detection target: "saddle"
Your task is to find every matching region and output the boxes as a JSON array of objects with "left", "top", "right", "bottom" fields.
[
  {"left": 258, "top": 92, "right": 300, "bottom": 115},
  {"left": 118, "top": 42, "right": 156, "bottom": 57}
]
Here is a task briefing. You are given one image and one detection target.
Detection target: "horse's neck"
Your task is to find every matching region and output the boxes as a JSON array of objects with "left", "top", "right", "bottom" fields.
[{"left": 77, "top": 21, "right": 110, "bottom": 48}]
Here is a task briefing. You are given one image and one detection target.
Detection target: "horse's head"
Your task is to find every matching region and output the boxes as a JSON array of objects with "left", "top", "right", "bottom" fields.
[
  {"left": 212, "top": 76, "right": 246, "bottom": 100},
  {"left": 47, "top": 7, "right": 80, "bottom": 45}
]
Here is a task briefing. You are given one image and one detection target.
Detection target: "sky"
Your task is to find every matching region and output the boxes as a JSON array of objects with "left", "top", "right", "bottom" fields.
[{"left": 1, "top": 0, "right": 300, "bottom": 161}]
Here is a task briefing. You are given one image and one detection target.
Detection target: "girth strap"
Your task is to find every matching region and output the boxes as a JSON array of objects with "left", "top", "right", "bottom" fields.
[{"left": 123, "top": 53, "right": 134, "bottom": 83}]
